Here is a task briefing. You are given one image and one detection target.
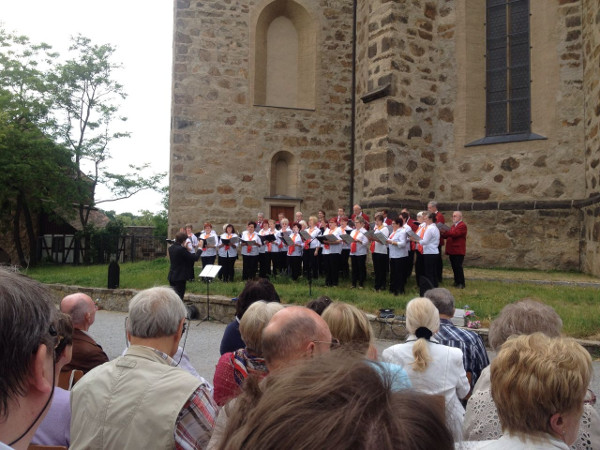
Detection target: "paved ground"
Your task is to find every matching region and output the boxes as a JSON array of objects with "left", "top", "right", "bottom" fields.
[{"left": 93, "top": 309, "right": 599, "bottom": 414}]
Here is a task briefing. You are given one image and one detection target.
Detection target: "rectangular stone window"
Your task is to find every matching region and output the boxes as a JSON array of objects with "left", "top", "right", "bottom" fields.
[{"left": 486, "top": 0, "right": 531, "bottom": 137}]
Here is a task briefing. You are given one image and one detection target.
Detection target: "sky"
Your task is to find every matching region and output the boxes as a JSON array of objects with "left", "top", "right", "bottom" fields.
[{"left": 1, "top": 1, "right": 173, "bottom": 214}]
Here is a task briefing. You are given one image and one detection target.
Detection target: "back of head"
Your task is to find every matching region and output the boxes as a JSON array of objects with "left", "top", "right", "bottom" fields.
[
  {"left": 261, "top": 306, "right": 328, "bottom": 368},
  {"left": 322, "top": 302, "right": 372, "bottom": 355},
  {"left": 305, "top": 296, "right": 332, "bottom": 315},
  {"left": 488, "top": 298, "right": 562, "bottom": 351},
  {"left": 127, "top": 287, "right": 187, "bottom": 338},
  {"left": 54, "top": 312, "right": 74, "bottom": 360},
  {"left": 491, "top": 333, "right": 592, "bottom": 439},
  {"left": 424, "top": 288, "right": 454, "bottom": 317},
  {"left": 219, "top": 354, "right": 454, "bottom": 450},
  {"left": 239, "top": 301, "right": 284, "bottom": 354},
  {"left": 0, "top": 269, "right": 55, "bottom": 418},
  {"left": 235, "top": 279, "right": 280, "bottom": 319},
  {"left": 175, "top": 231, "right": 187, "bottom": 244},
  {"left": 405, "top": 297, "right": 440, "bottom": 372},
  {"left": 61, "top": 293, "right": 94, "bottom": 328}
]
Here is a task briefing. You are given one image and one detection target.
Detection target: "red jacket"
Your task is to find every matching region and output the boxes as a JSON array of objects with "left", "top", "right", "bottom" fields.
[
  {"left": 351, "top": 212, "right": 370, "bottom": 230},
  {"left": 443, "top": 221, "right": 467, "bottom": 255}
]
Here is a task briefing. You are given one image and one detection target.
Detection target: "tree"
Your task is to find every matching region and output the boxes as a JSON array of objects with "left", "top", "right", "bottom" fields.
[
  {"left": 50, "top": 35, "right": 165, "bottom": 230},
  {"left": 0, "top": 30, "right": 78, "bottom": 266}
]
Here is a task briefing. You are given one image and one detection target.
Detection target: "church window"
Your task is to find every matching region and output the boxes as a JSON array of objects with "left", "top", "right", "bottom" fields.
[{"left": 486, "top": 0, "right": 531, "bottom": 136}]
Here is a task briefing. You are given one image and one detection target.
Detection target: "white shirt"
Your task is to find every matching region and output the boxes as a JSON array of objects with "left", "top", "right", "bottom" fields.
[
  {"left": 349, "top": 228, "right": 369, "bottom": 256},
  {"left": 217, "top": 233, "right": 238, "bottom": 258},
  {"left": 240, "top": 230, "right": 260, "bottom": 256},
  {"left": 322, "top": 227, "right": 342, "bottom": 254},
  {"left": 388, "top": 227, "right": 408, "bottom": 259},
  {"left": 199, "top": 230, "right": 218, "bottom": 257},
  {"left": 420, "top": 224, "right": 440, "bottom": 254},
  {"left": 372, "top": 224, "right": 390, "bottom": 254}
]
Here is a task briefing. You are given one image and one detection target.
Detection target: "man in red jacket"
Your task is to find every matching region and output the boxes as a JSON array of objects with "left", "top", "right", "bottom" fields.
[{"left": 442, "top": 211, "right": 467, "bottom": 288}]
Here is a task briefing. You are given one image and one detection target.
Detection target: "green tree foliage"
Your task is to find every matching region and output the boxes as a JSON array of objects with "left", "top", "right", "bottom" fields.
[
  {"left": 0, "top": 31, "right": 78, "bottom": 266},
  {"left": 50, "top": 35, "right": 165, "bottom": 229}
]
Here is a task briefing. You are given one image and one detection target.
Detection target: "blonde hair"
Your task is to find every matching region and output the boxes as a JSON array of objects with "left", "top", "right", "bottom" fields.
[
  {"left": 491, "top": 333, "right": 592, "bottom": 438},
  {"left": 322, "top": 302, "right": 373, "bottom": 355},
  {"left": 308, "top": 216, "right": 318, "bottom": 226},
  {"left": 405, "top": 297, "right": 440, "bottom": 372},
  {"left": 239, "top": 301, "right": 284, "bottom": 354}
]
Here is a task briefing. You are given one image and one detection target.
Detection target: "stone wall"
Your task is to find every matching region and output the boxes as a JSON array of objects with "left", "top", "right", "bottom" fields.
[
  {"left": 581, "top": 0, "right": 600, "bottom": 275},
  {"left": 170, "top": 0, "right": 354, "bottom": 234}
]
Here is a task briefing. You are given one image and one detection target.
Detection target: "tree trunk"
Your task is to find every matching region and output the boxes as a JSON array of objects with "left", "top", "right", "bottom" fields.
[
  {"left": 13, "top": 194, "right": 26, "bottom": 267},
  {"left": 21, "top": 196, "right": 37, "bottom": 267}
]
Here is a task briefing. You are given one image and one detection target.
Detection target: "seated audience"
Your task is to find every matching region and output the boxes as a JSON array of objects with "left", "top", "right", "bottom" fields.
[
  {"left": 381, "top": 297, "right": 469, "bottom": 440},
  {"left": 71, "top": 287, "right": 217, "bottom": 449},
  {"left": 219, "top": 278, "right": 280, "bottom": 355},
  {"left": 0, "top": 269, "right": 56, "bottom": 449},
  {"left": 425, "top": 288, "right": 489, "bottom": 389},
  {"left": 217, "top": 354, "right": 454, "bottom": 450},
  {"left": 31, "top": 312, "right": 73, "bottom": 447},
  {"left": 463, "top": 299, "right": 599, "bottom": 449},
  {"left": 213, "top": 301, "right": 284, "bottom": 406},
  {"left": 472, "top": 333, "right": 592, "bottom": 449},
  {"left": 60, "top": 292, "right": 109, "bottom": 373},
  {"left": 322, "top": 302, "right": 411, "bottom": 391}
]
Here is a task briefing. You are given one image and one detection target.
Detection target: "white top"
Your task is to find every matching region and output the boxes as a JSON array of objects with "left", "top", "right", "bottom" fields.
[
  {"left": 420, "top": 224, "right": 440, "bottom": 254},
  {"left": 287, "top": 232, "right": 303, "bottom": 257},
  {"left": 199, "top": 230, "right": 218, "bottom": 257},
  {"left": 276, "top": 228, "right": 290, "bottom": 253},
  {"left": 240, "top": 230, "right": 261, "bottom": 256},
  {"left": 371, "top": 224, "right": 390, "bottom": 254},
  {"left": 388, "top": 227, "right": 408, "bottom": 259},
  {"left": 187, "top": 234, "right": 199, "bottom": 252},
  {"left": 321, "top": 227, "right": 342, "bottom": 254},
  {"left": 258, "top": 228, "right": 273, "bottom": 254},
  {"left": 340, "top": 226, "right": 353, "bottom": 250},
  {"left": 464, "top": 433, "right": 569, "bottom": 450},
  {"left": 217, "top": 232, "right": 238, "bottom": 258},
  {"left": 305, "top": 226, "right": 322, "bottom": 250},
  {"left": 349, "top": 228, "right": 369, "bottom": 256},
  {"left": 382, "top": 337, "right": 470, "bottom": 440}
]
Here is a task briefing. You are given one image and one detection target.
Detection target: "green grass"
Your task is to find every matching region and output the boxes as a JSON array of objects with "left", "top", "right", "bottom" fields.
[{"left": 25, "top": 258, "right": 600, "bottom": 339}]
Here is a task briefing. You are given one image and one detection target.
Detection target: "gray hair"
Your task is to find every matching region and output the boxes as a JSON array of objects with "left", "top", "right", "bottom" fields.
[
  {"left": 0, "top": 269, "right": 55, "bottom": 418},
  {"left": 240, "top": 301, "right": 284, "bottom": 354},
  {"left": 127, "top": 287, "right": 187, "bottom": 338},
  {"left": 428, "top": 201, "right": 437, "bottom": 208},
  {"left": 424, "top": 288, "right": 455, "bottom": 317},
  {"left": 488, "top": 299, "right": 563, "bottom": 351}
]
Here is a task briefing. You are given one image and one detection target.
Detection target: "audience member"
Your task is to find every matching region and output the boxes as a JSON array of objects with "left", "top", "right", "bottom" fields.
[
  {"left": 0, "top": 269, "right": 57, "bottom": 449},
  {"left": 382, "top": 297, "right": 469, "bottom": 440},
  {"left": 463, "top": 299, "right": 599, "bottom": 449},
  {"left": 213, "top": 301, "right": 284, "bottom": 406},
  {"left": 473, "top": 334, "right": 592, "bottom": 449},
  {"left": 305, "top": 295, "right": 333, "bottom": 315},
  {"left": 425, "top": 288, "right": 489, "bottom": 388},
  {"left": 217, "top": 354, "right": 454, "bottom": 450},
  {"left": 31, "top": 312, "right": 73, "bottom": 448},
  {"left": 322, "top": 302, "right": 411, "bottom": 391},
  {"left": 60, "top": 293, "right": 109, "bottom": 373},
  {"left": 219, "top": 278, "right": 280, "bottom": 355},
  {"left": 71, "top": 287, "right": 217, "bottom": 449}
]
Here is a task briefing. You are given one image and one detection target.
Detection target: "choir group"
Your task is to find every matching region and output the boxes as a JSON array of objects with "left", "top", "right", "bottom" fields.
[{"left": 181, "top": 202, "right": 451, "bottom": 296}]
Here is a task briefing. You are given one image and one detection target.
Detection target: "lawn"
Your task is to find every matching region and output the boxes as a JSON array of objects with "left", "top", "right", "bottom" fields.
[{"left": 25, "top": 258, "right": 600, "bottom": 340}]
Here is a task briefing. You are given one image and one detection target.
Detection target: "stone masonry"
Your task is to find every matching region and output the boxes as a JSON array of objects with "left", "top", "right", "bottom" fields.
[{"left": 171, "top": 0, "right": 600, "bottom": 275}]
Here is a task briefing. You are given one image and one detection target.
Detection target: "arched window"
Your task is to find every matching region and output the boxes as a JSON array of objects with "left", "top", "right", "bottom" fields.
[
  {"left": 253, "top": 0, "right": 316, "bottom": 110},
  {"left": 270, "top": 151, "right": 298, "bottom": 197}
]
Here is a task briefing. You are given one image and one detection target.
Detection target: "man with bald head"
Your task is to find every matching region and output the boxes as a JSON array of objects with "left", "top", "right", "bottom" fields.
[
  {"left": 441, "top": 211, "right": 467, "bottom": 289},
  {"left": 60, "top": 293, "right": 108, "bottom": 373},
  {"left": 351, "top": 204, "right": 370, "bottom": 230},
  {"left": 261, "top": 306, "right": 333, "bottom": 371}
]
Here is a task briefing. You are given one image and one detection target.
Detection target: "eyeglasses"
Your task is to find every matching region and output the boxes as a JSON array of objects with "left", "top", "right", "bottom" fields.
[
  {"left": 182, "top": 322, "right": 187, "bottom": 334},
  {"left": 312, "top": 338, "right": 341, "bottom": 349},
  {"left": 584, "top": 389, "right": 596, "bottom": 406}
]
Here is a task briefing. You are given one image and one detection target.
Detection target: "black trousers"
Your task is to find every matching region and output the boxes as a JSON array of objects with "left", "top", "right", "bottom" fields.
[
  {"left": 449, "top": 254, "right": 465, "bottom": 286},
  {"left": 420, "top": 254, "right": 439, "bottom": 296},
  {"left": 389, "top": 256, "right": 410, "bottom": 294},
  {"left": 340, "top": 249, "right": 350, "bottom": 277},
  {"left": 219, "top": 255, "right": 236, "bottom": 282},
  {"left": 258, "top": 252, "right": 270, "bottom": 278},
  {"left": 437, "top": 245, "right": 444, "bottom": 282},
  {"left": 289, "top": 255, "right": 302, "bottom": 280},
  {"left": 324, "top": 253, "right": 340, "bottom": 286},
  {"left": 242, "top": 255, "right": 258, "bottom": 280},
  {"left": 407, "top": 249, "right": 415, "bottom": 278},
  {"left": 372, "top": 252, "right": 389, "bottom": 291},
  {"left": 415, "top": 252, "right": 424, "bottom": 288},
  {"left": 170, "top": 280, "right": 186, "bottom": 300},
  {"left": 201, "top": 255, "right": 216, "bottom": 269},
  {"left": 303, "top": 249, "right": 318, "bottom": 279},
  {"left": 351, "top": 254, "right": 366, "bottom": 287}
]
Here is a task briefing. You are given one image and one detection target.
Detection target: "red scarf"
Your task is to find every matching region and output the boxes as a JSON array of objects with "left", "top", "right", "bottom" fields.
[
  {"left": 246, "top": 232, "right": 255, "bottom": 253},
  {"left": 224, "top": 234, "right": 231, "bottom": 251},
  {"left": 350, "top": 230, "right": 360, "bottom": 253},
  {"left": 370, "top": 225, "right": 384, "bottom": 253},
  {"left": 417, "top": 226, "right": 426, "bottom": 254},
  {"left": 288, "top": 233, "right": 297, "bottom": 255}
]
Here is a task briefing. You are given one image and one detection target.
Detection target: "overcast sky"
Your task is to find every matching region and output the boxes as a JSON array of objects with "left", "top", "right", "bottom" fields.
[{"left": 1, "top": 1, "right": 174, "bottom": 214}]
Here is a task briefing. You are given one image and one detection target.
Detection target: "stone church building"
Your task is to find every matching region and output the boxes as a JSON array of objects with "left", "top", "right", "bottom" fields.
[{"left": 169, "top": 0, "right": 600, "bottom": 276}]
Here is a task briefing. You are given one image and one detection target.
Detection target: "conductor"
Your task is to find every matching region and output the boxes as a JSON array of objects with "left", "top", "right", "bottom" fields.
[{"left": 168, "top": 231, "right": 201, "bottom": 299}]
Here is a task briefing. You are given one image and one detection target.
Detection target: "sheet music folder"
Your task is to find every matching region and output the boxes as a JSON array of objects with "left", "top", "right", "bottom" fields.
[{"left": 199, "top": 264, "right": 221, "bottom": 279}]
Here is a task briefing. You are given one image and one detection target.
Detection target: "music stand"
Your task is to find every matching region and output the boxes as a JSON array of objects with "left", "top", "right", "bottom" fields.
[{"left": 198, "top": 264, "right": 222, "bottom": 323}]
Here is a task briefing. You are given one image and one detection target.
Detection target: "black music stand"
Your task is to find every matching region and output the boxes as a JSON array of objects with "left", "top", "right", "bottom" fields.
[{"left": 198, "top": 264, "right": 222, "bottom": 323}]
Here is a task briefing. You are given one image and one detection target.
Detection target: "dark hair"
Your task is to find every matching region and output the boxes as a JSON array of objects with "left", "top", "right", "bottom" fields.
[
  {"left": 235, "top": 279, "right": 280, "bottom": 319},
  {"left": 392, "top": 217, "right": 404, "bottom": 226},
  {"left": 305, "top": 296, "right": 333, "bottom": 315},
  {"left": 218, "top": 354, "right": 454, "bottom": 450},
  {"left": 427, "top": 212, "right": 437, "bottom": 223},
  {"left": 203, "top": 222, "right": 212, "bottom": 228},
  {"left": 0, "top": 269, "right": 56, "bottom": 418},
  {"left": 375, "top": 214, "right": 384, "bottom": 222},
  {"left": 224, "top": 223, "right": 236, "bottom": 234},
  {"left": 401, "top": 211, "right": 410, "bottom": 221},
  {"left": 247, "top": 221, "right": 257, "bottom": 228},
  {"left": 54, "top": 312, "right": 74, "bottom": 359},
  {"left": 175, "top": 231, "right": 187, "bottom": 244}
]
